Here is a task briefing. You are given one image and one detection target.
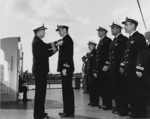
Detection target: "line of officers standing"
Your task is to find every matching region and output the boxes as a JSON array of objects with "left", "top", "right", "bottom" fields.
[{"left": 81, "top": 17, "right": 150, "bottom": 119}]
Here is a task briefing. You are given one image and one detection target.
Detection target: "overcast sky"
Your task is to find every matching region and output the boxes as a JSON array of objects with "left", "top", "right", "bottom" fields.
[{"left": 0, "top": 0, "right": 150, "bottom": 74}]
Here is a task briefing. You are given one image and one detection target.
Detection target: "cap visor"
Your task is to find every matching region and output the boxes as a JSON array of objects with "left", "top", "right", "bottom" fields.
[
  {"left": 97, "top": 28, "right": 103, "bottom": 31},
  {"left": 56, "top": 28, "right": 59, "bottom": 31},
  {"left": 110, "top": 25, "right": 115, "bottom": 27},
  {"left": 122, "top": 21, "right": 126, "bottom": 24},
  {"left": 88, "top": 43, "right": 96, "bottom": 45},
  {"left": 110, "top": 25, "right": 122, "bottom": 29},
  {"left": 40, "top": 28, "right": 47, "bottom": 30}
]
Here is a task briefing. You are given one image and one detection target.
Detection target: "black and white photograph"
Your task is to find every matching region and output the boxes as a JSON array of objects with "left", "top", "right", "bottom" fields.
[{"left": 0, "top": 0, "right": 150, "bottom": 119}]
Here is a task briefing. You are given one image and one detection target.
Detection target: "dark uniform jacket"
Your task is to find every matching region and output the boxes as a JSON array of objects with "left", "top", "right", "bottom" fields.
[
  {"left": 109, "top": 34, "right": 127, "bottom": 75},
  {"left": 82, "top": 61, "right": 87, "bottom": 75},
  {"left": 122, "top": 31, "right": 146, "bottom": 76},
  {"left": 87, "top": 49, "right": 96, "bottom": 77},
  {"left": 32, "top": 36, "right": 56, "bottom": 75},
  {"left": 137, "top": 44, "right": 150, "bottom": 98},
  {"left": 57, "top": 34, "right": 74, "bottom": 73},
  {"left": 136, "top": 44, "right": 150, "bottom": 76},
  {"left": 93, "top": 36, "right": 112, "bottom": 75}
]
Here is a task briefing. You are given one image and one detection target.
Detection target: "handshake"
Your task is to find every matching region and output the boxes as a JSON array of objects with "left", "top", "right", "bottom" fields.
[{"left": 50, "top": 39, "right": 63, "bottom": 53}]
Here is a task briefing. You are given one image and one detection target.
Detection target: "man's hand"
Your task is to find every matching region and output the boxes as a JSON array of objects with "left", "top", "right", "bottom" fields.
[
  {"left": 62, "top": 69, "right": 67, "bottom": 76},
  {"left": 102, "top": 66, "right": 109, "bottom": 72},
  {"left": 120, "top": 68, "right": 124, "bottom": 74},
  {"left": 51, "top": 42, "right": 56, "bottom": 47},
  {"left": 56, "top": 40, "right": 63, "bottom": 46},
  {"left": 52, "top": 47, "right": 57, "bottom": 53},
  {"left": 136, "top": 71, "right": 143, "bottom": 78},
  {"left": 93, "top": 73, "right": 98, "bottom": 78}
]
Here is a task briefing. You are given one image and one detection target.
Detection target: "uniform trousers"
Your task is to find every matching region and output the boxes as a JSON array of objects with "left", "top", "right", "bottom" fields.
[
  {"left": 34, "top": 72, "right": 47, "bottom": 118},
  {"left": 126, "top": 72, "right": 147, "bottom": 118},
  {"left": 61, "top": 72, "right": 74, "bottom": 115},
  {"left": 82, "top": 74, "right": 88, "bottom": 93},
  {"left": 88, "top": 76, "right": 99, "bottom": 106},
  {"left": 111, "top": 73, "right": 128, "bottom": 114},
  {"left": 101, "top": 71, "right": 113, "bottom": 108}
]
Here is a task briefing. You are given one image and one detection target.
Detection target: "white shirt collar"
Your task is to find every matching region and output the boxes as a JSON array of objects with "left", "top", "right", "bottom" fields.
[
  {"left": 146, "top": 40, "right": 149, "bottom": 45},
  {"left": 130, "top": 30, "right": 137, "bottom": 36},
  {"left": 115, "top": 33, "right": 121, "bottom": 38},
  {"left": 62, "top": 34, "right": 67, "bottom": 39},
  {"left": 101, "top": 35, "right": 106, "bottom": 40}
]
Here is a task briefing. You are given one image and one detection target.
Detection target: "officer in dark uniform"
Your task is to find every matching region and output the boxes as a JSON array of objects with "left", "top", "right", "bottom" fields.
[
  {"left": 56, "top": 25, "right": 75, "bottom": 118},
  {"left": 32, "top": 24, "right": 58, "bottom": 119},
  {"left": 93, "top": 26, "right": 112, "bottom": 110},
  {"left": 120, "top": 17, "right": 147, "bottom": 118},
  {"left": 108, "top": 22, "right": 128, "bottom": 116},
  {"left": 86, "top": 41, "right": 98, "bottom": 106},
  {"left": 85, "top": 52, "right": 90, "bottom": 93},
  {"left": 81, "top": 56, "right": 88, "bottom": 93},
  {"left": 136, "top": 30, "right": 150, "bottom": 107}
]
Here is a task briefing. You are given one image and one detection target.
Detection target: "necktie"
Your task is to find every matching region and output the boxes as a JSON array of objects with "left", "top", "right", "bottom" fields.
[
  {"left": 127, "top": 36, "right": 132, "bottom": 46},
  {"left": 111, "top": 37, "right": 117, "bottom": 47},
  {"left": 129, "top": 35, "right": 132, "bottom": 40}
]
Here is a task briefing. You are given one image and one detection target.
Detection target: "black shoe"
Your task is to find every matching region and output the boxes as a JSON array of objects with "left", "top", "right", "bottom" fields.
[
  {"left": 112, "top": 110, "right": 118, "bottom": 114},
  {"left": 22, "top": 99, "right": 32, "bottom": 102},
  {"left": 91, "top": 104, "right": 99, "bottom": 107},
  {"left": 34, "top": 117, "right": 45, "bottom": 119},
  {"left": 88, "top": 103, "right": 92, "bottom": 106},
  {"left": 59, "top": 112, "right": 65, "bottom": 116},
  {"left": 60, "top": 113, "right": 74, "bottom": 118},
  {"left": 103, "top": 107, "right": 112, "bottom": 110},
  {"left": 117, "top": 112, "right": 129, "bottom": 117},
  {"left": 34, "top": 113, "right": 50, "bottom": 119},
  {"left": 126, "top": 117, "right": 133, "bottom": 119},
  {"left": 98, "top": 105, "right": 103, "bottom": 109},
  {"left": 44, "top": 113, "right": 48, "bottom": 116},
  {"left": 83, "top": 91, "right": 88, "bottom": 94},
  {"left": 43, "top": 113, "right": 50, "bottom": 118},
  {"left": 128, "top": 113, "right": 133, "bottom": 118},
  {"left": 43, "top": 116, "right": 50, "bottom": 119}
]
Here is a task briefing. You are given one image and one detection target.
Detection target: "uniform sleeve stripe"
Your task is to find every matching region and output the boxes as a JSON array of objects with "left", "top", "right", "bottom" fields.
[
  {"left": 121, "top": 63, "right": 125, "bottom": 66},
  {"left": 136, "top": 66, "right": 144, "bottom": 71},
  {"left": 63, "top": 64, "right": 70, "bottom": 68},
  {"left": 105, "top": 61, "right": 110, "bottom": 65}
]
